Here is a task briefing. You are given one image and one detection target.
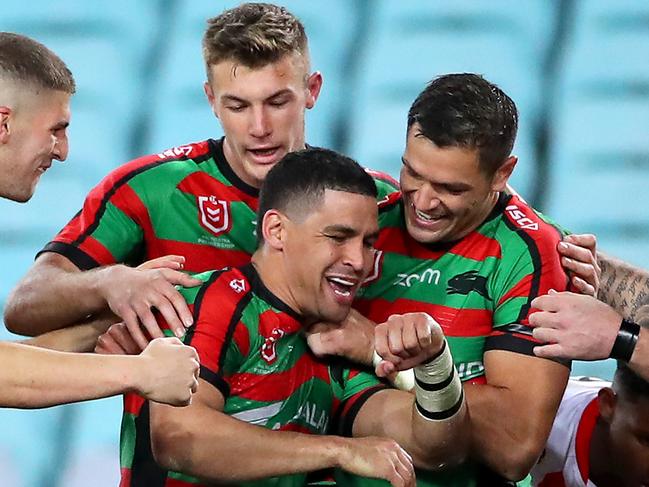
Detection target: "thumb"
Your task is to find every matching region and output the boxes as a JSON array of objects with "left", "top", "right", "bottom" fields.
[{"left": 306, "top": 332, "right": 328, "bottom": 357}]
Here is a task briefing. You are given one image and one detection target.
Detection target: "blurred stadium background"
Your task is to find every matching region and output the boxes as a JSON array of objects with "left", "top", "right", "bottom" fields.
[{"left": 1, "top": 1, "right": 648, "bottom": 485}]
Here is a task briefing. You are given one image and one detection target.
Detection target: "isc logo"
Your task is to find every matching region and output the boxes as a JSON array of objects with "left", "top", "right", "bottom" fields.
[{"left": 505, "top": 204, "right": 538, "bottom": 231}]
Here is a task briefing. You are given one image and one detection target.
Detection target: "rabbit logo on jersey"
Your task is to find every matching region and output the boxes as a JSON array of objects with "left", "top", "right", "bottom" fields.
[{"left": 198, "top": 195, "right": 230, "bottom": 236}]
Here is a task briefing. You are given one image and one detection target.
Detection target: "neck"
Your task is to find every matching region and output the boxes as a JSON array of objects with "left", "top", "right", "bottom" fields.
[
  {"left": 251, "top": 250, "right": 303, "bottom": 319},
  {"left": 589, "top": 419, "right": 619, "bottom": 487}
]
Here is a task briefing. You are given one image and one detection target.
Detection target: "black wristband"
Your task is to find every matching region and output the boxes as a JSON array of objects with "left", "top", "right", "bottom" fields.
[{"left": 609, "top": 319, "right": 641, "bottom": 362}]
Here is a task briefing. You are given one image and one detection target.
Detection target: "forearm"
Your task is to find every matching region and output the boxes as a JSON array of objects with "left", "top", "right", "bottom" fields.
[
  {"left": 597, "top": 252, "right": 649, "bottom": 320},
  {"left": 4, "top": 254, "right": 111, "bottom": 335},
  {"left": 22, "top": 314, "right": 116, "bottom": 352},
  {"left": 0, "top": 342, "right": 141, "bottom": 408},
  {"left": 464, "top": 363, "right": 568, "bottom": 481},
  {"left": 150, "top": 403, "right": 344, "bottom": 482}
]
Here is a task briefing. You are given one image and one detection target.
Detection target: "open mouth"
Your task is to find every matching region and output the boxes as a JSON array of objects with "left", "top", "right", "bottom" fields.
[
  {"left": 326, "top": 276, "right": 357, "bottom": 300},
  {"left": 247, "top": 146, "right": 281, "bottom": 163},
  {"left": 413, "top": 206, "right": 448, "bottom": 226}
]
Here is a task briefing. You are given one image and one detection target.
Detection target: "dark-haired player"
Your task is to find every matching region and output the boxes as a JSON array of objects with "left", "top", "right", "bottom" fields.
[
  {"left": 124, "top": 148, "right": 469, "bottom": 486},
  {"left": 532, "top": 365, "right": 649, "bottom": 487}
]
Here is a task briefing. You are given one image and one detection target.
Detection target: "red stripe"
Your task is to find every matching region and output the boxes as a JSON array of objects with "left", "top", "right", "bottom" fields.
[
  {"left": 575, "top": 398, "right": 599, "bottom": 484},
  {"left": 450, "top": 231, "right": 501, "bottom": 261},
  {"left": 119, "top": 467, "right": 131, "bottom": 487},
  {"left": 365, "top": 169, "right": 400, "bottom": 190},
  {"left": 232, "top": 320, "right": 250, "bottom": 358},
  {"left": 355, "top": 297, "right": 493, "bottom": 337},
  {"left": 177, "top": 171, "right": 259, "bottom": 209},
  {"left": 498, "top": 274, "right": 533, "bottom": 307},
  {"left": 538, "top": 471, "right": 567, "bottom": 487},
  {"left": 112, "top": 182, "right": 156, "bottom": 243},
  {"left": 230, "top": 354, "right": 330, "bottom": 402},
  {"left": 77, "top": 235, "right": 117, "bottom": 265},
  {"left": 277, "top": 423, "right": 318, "bottom": 434},
  {"left": 123, "top": 393, "right": 145, "bottom": 415},
  {"left": 145, "top": 239, "right": 251, "bottom": 273}
]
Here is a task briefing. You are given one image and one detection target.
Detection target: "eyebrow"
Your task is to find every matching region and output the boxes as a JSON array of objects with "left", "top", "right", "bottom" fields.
[
  {"left": 323, "top": 225, "right": 379, "bottom": 241},
  {"left": 221, "top": 89, "right": 294, "bottom": 105},
  {"left": 401, "top": 156, "right": 472, "bottom": 191}
]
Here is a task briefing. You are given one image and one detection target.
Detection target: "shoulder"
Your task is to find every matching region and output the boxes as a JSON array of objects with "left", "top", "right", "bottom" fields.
[{"left": 365, "top": 168, "right": 400, "bottom": 200}]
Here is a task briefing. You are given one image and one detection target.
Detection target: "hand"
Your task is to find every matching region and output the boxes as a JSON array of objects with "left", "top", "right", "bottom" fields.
[
  {"left": 95, "top": 322, "right": 142, "bottom": 355},
  {"left": 339, "top": 436, "right": 415, "bottom": 487},
  {"left": 557, "top": 234, "right": 600, "bottom": 297},
  {"left": 306, "top": 309, "right": 375, "bottom": 366},
  {"left": 529, "top": 290, "right": 621, "bottom": 360},
  {"left": 137, "top": 254, "right": 187, "bottom": 271},
  {"left": 136, "top": 337, "right": 200, "bottom": 406},
  {"left": 97, "top": 263, "right": 202, "bottom": 350},
  {"left": 374, "top": 313, "right": 445, "bottom": 378}
]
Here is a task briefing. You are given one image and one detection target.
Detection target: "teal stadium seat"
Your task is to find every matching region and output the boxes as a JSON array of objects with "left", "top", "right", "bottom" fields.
[
  {"left": 146, "top": 0, "right": 360, "bottom": 153},
  {"left": 345, "top": 0, "right": 555, "bottom": 195}
]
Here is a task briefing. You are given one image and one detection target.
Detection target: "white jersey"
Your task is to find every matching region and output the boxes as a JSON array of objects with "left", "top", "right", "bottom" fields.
[{"left": 531, "top": 377, "right": 609, "bottom": 487}]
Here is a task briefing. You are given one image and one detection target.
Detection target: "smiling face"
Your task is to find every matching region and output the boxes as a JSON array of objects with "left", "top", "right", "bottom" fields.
[
  {"left": 0, "top": 88, "right": 70, "bottom": 202},
  {"left": 205, "top": 53, "right": 322, "bottom": 189},
  {"left": 270, "top": 188, "right": 378, "bottom": 324},
  {"left": 400, "top": 124, "right": 515, "bottom": 244}
]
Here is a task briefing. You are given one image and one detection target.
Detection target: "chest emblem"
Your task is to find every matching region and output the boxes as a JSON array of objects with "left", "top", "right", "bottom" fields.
[
  {"left": 198, "top": 195, "right": 230, "bottom": 236},
  {"left": 447, "top": 270, "right": 491, "bottom": 299},
  {"left": 261, "top": 328, "right": 286, "bottom": 364}
]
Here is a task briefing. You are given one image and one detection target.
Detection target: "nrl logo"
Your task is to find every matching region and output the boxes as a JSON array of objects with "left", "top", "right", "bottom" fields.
[
  {"left": 261, "top": 328, "right": 285, "bottom": 364},
  {"left": 198, "top": 195, "right": 230, "bottom": 236}
]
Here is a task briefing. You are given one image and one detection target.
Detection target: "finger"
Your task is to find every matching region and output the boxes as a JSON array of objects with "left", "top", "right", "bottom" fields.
[
  {"left": 121, "top": 311, "right": 151, "bottom": 350},
  {"left": 533, "top": 343, "right": 569, "bottom": 360},
  {"left": 138, "top": 255, "right": 185, "bottom": 271},
  {"left": 95, "top": 334, "right": 124, "bottom": 355},
  {"left": 571, "top": 275, "right": 595, "bottom": 297},
  {"left": 134, "top": 303, "right": 166, "bottom": 341},
  {"left": 558, "top": 242, "right": 596, "bottom": 264},
  {"left": 532, "top": 326, "right": 560, "bottom": 344},
  {"left": 387, "top": 321, "right": 408, "bottom": 358},
  {"left": 401, "top": 320, "right": 420, "bottom": 357},
  {"left": 153, "top": 296, "right": 189, "bottom": 338},
  {"left": 561, "top": 257, "right": 598, "bottom": 286},
  {"left": 563, "top": 233, "right": 597, "bottom": 252},
  {"left": 396, "top": 448, "right": 415, "bottom": 486},
  {"left": 414, "top": 317, "right": 433, "bottom": 350},
  {"left": 530, "top": 293, "right": 562, "bottom": 312},
  {"left": 374, "top": 326, "right": 402, "bottom": 366},
  {"left": 113, "top": 325, "right": 143, "bottom": 354},
  {"left": 162, "top": 269, "right": 203, "bottom": 288}
]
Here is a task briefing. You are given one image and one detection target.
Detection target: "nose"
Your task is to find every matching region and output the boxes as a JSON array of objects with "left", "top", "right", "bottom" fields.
[
  {"left": 342, "top": 239, "right": 367, "bottom": 273},
  {"left": 249, "top": 106, "right": 271, "bottom": 138},
  {"left": 52, "top": 133, "right": 69, "bottom": 162},
  {"left": 413, "top": 183, "right": 442, "bottom": 211}
]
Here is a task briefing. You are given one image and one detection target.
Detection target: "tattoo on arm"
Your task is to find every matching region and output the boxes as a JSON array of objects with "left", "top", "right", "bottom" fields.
[{"left": 598, "top": 252, "right": 649, "bottom": 320}]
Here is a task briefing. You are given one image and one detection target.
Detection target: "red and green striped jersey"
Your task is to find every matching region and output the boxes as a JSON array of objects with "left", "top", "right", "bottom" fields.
[
  {"left": 119, "top": 263, "right": 387, "bottom": 487},
  {"left": 343, "top": 191, "right": 570, "bottom": 487},
  {"left": 40, "top": 139, "right": 399, "bottom": 273}
]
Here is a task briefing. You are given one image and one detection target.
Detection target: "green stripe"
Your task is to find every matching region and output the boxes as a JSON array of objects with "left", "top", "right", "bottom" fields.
[{"left": 92, "top": 201, "right": 143, "bottom": 262}]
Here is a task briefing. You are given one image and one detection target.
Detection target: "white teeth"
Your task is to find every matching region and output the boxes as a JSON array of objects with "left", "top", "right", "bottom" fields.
[
  {"left": 329, "top": 277, "right": 355, "bottom": 287},
  {"left": 333, "top": 288, "right": 351, "bottom": 297},
  {"left": 415, "top": 209, "right": 435, "bottom": 221}
]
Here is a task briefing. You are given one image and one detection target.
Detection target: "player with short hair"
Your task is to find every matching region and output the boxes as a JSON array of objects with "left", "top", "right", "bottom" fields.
[
  {"left": 310, "top": 74, "right": 571, "bottom": 486},
  {"left": 531, "top": 365, "right": 649, "bottom": 487},
  {"left": 0, "top": 31, "right": 199, "bottom": 409},
  {"left": 2, "top": 2, "right": 398, "bottom": 348},
  {"left": 122, "top": 148, "right": 469, "bottom": 487}
]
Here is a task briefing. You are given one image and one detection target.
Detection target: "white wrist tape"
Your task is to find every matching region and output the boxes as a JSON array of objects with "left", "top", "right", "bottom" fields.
[
  {"left": 372, "top": 351, "right": 415, "bottom": 391},
  {"left": 413, "top": 340, "right": 463, "bottom": 421}
]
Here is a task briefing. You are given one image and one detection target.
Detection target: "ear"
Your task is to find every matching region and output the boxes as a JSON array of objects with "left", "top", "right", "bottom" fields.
[
  {"left": 261, "top": 209, "right": 286, "bottom": 250},
  {"left": 203, "top": 81, "right": 219, "bottom": 119},
  {"left": 491, "top": 155, "right": 517, "bottom": 192},
  {"left": 305, "top": 71, "right": 323, "bottom": 110},
  {"left": 598, "top": 387, "right": 618, "bottom": 424},
  {"left": 0, "top": 106, "right": 11, "bottom": 144}
]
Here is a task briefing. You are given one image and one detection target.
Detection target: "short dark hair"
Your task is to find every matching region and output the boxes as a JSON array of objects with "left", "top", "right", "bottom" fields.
[
  {"left": 257, "top": 148, "right": 377, "bottom": 244},
  {"left": 407, "top": 73, "right": 517, "bottom": 174},
  {"left": 0, "top": 32, "right": 75, "bottom": 93},
  {"left": 203, "top": 2, "right": 308, "bottom": 78},
  {"left": 614, "top": 361, "right": 649, "bottom": 401}
]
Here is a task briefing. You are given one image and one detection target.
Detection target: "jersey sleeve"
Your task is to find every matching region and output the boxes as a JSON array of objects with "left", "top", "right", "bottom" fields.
[
  {"left": 329, "top": 363, "right": 388, "bottom": 437},
  {"left": 181, "top": 270, "right": 250, "bottom": 398},
  {"left": 486, "top": 210, "right": 569, "bottom": 356},
  {"left": 38, "top": 155, "right": 161, "bottom": 270},
  {"left": 366, "top": 168, "right": 400, "bottom": 202}
]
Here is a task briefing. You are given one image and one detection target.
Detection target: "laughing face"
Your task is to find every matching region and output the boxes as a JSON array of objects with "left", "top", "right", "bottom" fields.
[
  {"left": 205, "top": 53, "right": 322, "bottom": 189},
  {"left": 400, "top": 124, "right": 513, "bottom": 244},
  {"left": 0, "top": 89, "right": 70, "bottom": 202},
  {"left": 281, "top": 189, "right": 378, "bottom": 324}
]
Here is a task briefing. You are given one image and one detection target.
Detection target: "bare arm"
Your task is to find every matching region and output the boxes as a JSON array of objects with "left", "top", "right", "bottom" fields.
[
  {"left": 465, "top": 351, "right": 569, "bottom": 481},
  {"left": 22, "top": 314, "right": 116, "bottom": 352},
  {"left": 0, "top": 337, "right": 199, "bottom": 409},
  {"left": 150, "top": 381, "right": 415, "bottom": 486},
  {"left": 597, "top": 252, "right": 649, "bottom": 320},
  {"left": 4, "top": 253, "right": 201, "bottom": 345}
]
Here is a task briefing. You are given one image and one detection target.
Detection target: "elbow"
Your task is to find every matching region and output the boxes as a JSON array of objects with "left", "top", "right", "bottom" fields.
[
  {"left": 490, "top": 440, "right": 543, "bottom": 481},
  {"left": 3, "top": 289, "right": 31, "bottom": 335},
  {"left": 151, "top": 422, "right": 194, "bottom": 473}
]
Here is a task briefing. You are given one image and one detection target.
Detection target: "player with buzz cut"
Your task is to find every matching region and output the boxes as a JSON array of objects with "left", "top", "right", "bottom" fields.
[{"left": 122, "top": 148, "right": 470, "bottom": 487}]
